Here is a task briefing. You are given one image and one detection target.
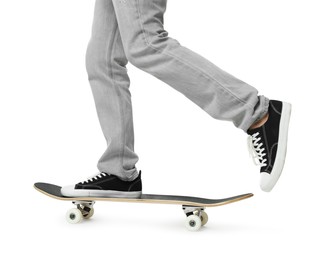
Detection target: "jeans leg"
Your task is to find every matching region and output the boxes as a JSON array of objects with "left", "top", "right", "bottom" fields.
[
  {"left": 86, "top": 0, "right": 139, "bottom": 180},
  {"left": 111, "top": 0, "right": 269, "bottom": 131}
]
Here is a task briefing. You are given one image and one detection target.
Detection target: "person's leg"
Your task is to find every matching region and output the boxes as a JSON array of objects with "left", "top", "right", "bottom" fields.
[
  {"left": 111, "top": 0, "right": 291, "bottom": 192},
  {"left": 85, "top": 0, "right": 139, "bottom": 181},
  {"left": 61, "top": 0, "right": 142, "bottom": 198},
  {"left": 111, "top": 0, "right": 269, "bottom": 131}
]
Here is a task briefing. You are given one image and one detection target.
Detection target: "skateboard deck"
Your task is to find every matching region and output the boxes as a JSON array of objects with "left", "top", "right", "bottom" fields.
[{"left": 34, "top": 182, "right": 253, "bottom": 231}]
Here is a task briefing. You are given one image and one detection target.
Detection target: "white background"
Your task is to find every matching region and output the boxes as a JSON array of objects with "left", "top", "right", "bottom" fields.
[{"left": 1, "top": 0, "right": 321, "bottom": 259}]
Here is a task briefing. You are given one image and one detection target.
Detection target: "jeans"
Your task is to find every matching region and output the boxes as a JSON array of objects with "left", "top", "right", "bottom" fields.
[{"left": 85, "top": 0, "right": 269, "bottom": 180}]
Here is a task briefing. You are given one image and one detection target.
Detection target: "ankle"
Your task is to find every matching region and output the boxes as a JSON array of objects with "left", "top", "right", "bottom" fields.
[{"left": 249, "top": 113, "right": 269, "bottom": 130}]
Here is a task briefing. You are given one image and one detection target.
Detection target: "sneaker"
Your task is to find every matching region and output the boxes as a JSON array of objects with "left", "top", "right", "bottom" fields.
[
  {"left": 247, "top": 100, "right": 291, "bottom": 192},
  {"left": 61, "top": 171, "right": 142, "bottom": 198}
]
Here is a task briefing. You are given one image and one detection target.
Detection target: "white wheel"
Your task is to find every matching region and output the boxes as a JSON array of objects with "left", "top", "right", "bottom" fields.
[
  {"left": 200, "top": 211, "right": 208, "bottom": 226},
  {"left": 185, "top": 215, "right": 202, "bottom": 231},
  {"left": 83, "top": 207, "right": 94, "bottom": 219},
  {"left": 66, "top": 208, "right": 83, "bottom": 224}
]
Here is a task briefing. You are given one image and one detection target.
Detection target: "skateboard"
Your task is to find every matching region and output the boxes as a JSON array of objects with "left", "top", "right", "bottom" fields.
[{"left": 34, "top": 182, "right": 253, "bottom": 231}]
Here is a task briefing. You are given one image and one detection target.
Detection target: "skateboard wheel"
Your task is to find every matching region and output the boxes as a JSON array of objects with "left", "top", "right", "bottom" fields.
[
  {"left": 185, "top": 215, "right": 202, "bottom": 231},
  {"left": 200, "top": 211, "right": 208, "bottom": 226},
  {"left": 66, "top": 208, "right": 83, "bottom": 224}
]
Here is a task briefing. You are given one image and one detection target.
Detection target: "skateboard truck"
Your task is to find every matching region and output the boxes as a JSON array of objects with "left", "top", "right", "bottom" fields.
[
  {"left": 182, "top": 205, "right": 208, "bottom": 231},
  {"left": 66, "top": 201, "right": 95, "bottom": 222}
]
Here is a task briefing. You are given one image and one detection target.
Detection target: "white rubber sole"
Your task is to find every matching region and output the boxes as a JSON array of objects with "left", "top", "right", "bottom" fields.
[
  {"left": 260, "top": 102, "right": 292, "bottom": 192},
  {"left": 61, "top": 185, "right": 142, "bottom": 198}
]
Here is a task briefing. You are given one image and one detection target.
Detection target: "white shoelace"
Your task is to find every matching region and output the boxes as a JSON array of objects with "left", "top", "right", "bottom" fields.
[
  {"left": 248, "top": 132, "right": 267, "bottom": 167},
  {"left": 80, "top": 172, "right": 108, "bottom": 184}
]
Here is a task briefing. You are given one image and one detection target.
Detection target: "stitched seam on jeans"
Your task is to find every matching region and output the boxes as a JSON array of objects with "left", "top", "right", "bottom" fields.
[
  {"left": 108, "top": 23, "right": 125, "bottom": 172},
  {"left": 135, "top": 0, "right": 152, "bottom": 48},
  {"left": 134, "top": 0, "right": 249, "bottom": 107}
]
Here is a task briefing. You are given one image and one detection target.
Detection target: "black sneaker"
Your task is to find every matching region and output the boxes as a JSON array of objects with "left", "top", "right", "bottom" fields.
[
  {"left": 61, "top": 171, "right": 142, "bottom": 198},
  {"left": 247, "top": 100, "right": 291, "bottom": 192}
]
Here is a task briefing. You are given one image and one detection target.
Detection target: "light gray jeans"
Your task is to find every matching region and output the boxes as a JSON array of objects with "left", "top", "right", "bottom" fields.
[{"left": 85, "top": 0, "right": 269, "bottom": 180}]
